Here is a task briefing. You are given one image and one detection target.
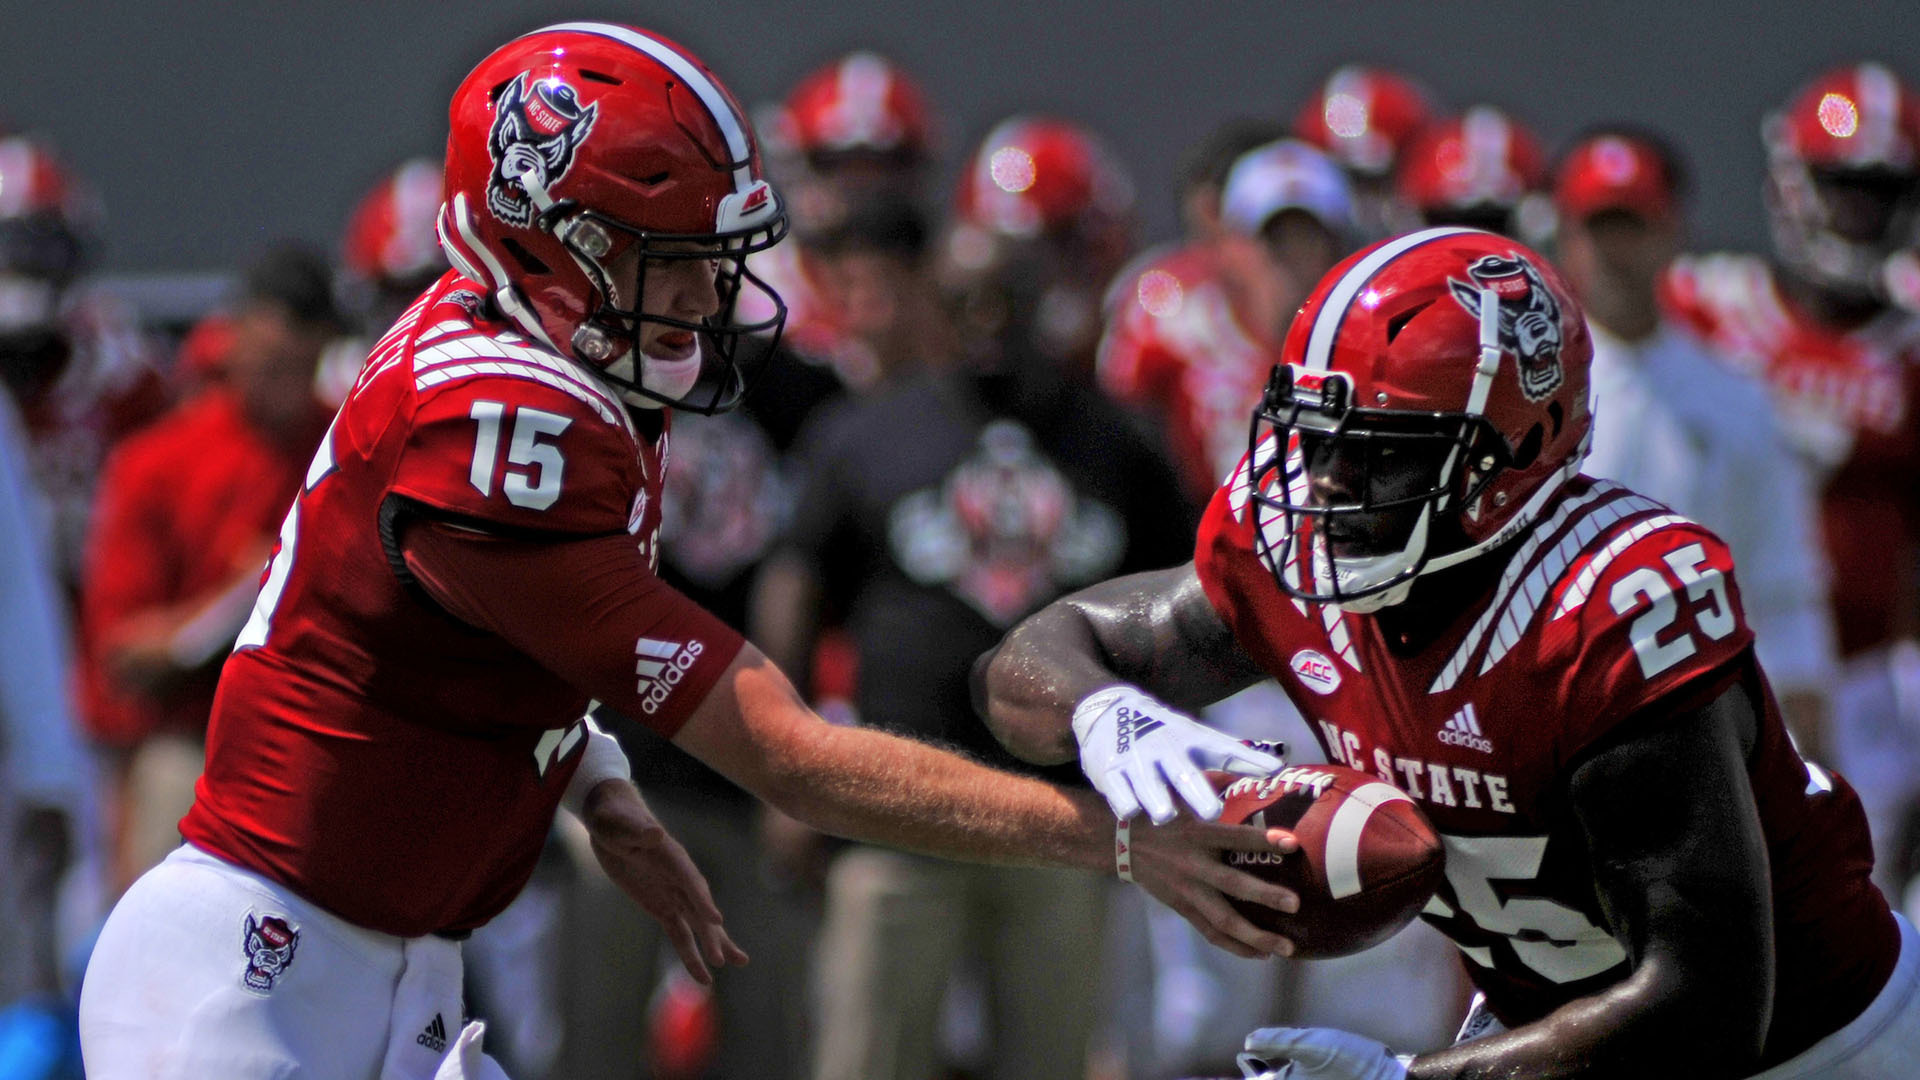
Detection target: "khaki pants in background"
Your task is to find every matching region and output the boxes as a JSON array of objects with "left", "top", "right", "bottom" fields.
[
  {"left": 812, "top": 846, "right": 1108, "bottom": 1080},
  {"left": 116, "top": 733, "right": 204, "bottom": 891},
  {"left": 560, "top": 793, "right": 819, "bottom": 1080}
]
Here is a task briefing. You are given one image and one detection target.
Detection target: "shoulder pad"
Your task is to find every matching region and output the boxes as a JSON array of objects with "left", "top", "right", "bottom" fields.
[{"left": 392, "top": 334, "right": 642, "bottom": 536}]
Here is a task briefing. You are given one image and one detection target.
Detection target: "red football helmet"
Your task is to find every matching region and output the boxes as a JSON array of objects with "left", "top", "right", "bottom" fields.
[
  {"left": 1398, "top": 107, "right": 1549, "bottom": 240},
  {"left": 344, "top": 157, "right": 445, "bottom": 290},
  {"left": 1763, "top": 62, "right": 1920, "bottom": 300},
  {"left": 0, "top": 136, "right": 97, "bottom": 333},
  {"left": 438, "top": 22, "right": 788, "bottom": 413},
  {"left": 1292, "top": 65, "right": 1436, "bottom": 179},
  {"left": 774, "top": 51, "right": 933, "bottom": 168},
  {"left": 1244, "top": 227, "right": 1592, "bottom": 612},
  {"left": 953, "top": 116, "right": 1134, "bottom": 241}
]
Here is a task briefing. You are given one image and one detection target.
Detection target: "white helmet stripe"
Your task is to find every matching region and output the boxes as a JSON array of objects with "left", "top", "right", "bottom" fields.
[
  {"left": 1301, "top": 226, "right": 1478, "bottom": 372},
  {"left": 526, "top": 22, "right": 754, "bottom": 192}
]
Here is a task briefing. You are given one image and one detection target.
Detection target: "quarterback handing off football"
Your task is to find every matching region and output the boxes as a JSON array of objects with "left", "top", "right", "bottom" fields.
[{"left": 1217, "top": 765, "right": 1444, "bottom": 957}]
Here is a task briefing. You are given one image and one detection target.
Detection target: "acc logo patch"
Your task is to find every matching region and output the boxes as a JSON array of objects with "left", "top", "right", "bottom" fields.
[
  {"left": 1447, "top": 253, "right": 1565, "bottom": 402},
  {"left": 240, "top": 912, "right": 300, "bottom": 995},
  {"left": 487, "top": 73, "right": 598, "bottom": 227},
  {"left": 1290, "top": 648, "right": 1342, "bottom": 695}
]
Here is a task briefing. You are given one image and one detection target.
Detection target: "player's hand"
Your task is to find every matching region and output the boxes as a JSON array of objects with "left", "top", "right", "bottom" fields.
[
  {"left": 1126, "top": 812, "right": 1300, "bottom": 959},
  {"left": 1238, "top": 1027, "right": 1411, "bottom": 1080},
  {"left": 1073, "top": 685, "right": 1284, "bottom": 823},
  {"left": 583, "top": 780, "right": 748, "bottom": 985}
]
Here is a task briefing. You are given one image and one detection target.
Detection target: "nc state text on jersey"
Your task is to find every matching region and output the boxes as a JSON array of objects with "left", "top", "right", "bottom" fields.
[{"left": 1317, "top": 720, "right": 1516, "bottom": 813}]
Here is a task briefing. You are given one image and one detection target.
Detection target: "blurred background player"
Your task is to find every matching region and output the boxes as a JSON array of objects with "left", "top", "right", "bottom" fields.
[
  {"left": 0, "top": 135, "right": 168, "bottom": 594},
  {"left": 1662, "top": 62, "right": 1920, "bottom": 903},
  {"left": 76, "top": 242, "right": 342, "bottom": 895},
  {"left": 1553, "top": 127, "right": 1838, "bottom": 761},
  {"left": 753, "top": 115, "right": 1191, "bottom": 1080},
  {"left": 1397, "top": 105, "right": 1553, "bottom": 246},
  {"left": 0, "top": 342, "right": 92, "bottom": 1080},
  {"left": 1100, "top": 138, "right": 1354, "bottom": 507},
  {"left": 1292, "top": 64, "right": 1438, "bottom": 242},
  {"left": 327, "top": 157, "right": 446, "bottom": 404},
  {"left": 750, "top": 50, "right": 936, "bottom": 389}
]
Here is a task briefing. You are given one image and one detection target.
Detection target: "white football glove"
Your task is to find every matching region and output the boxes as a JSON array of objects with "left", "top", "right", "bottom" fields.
[
  {"left": 433, "top": 1020, "right": 512, "bottom": 1080},
  {"left": 1238, "top": 1027, "right": 1411, "bottom": 1080},
  {"left": 1072, "top": 685, "right": 1284, "bottom": 824}
]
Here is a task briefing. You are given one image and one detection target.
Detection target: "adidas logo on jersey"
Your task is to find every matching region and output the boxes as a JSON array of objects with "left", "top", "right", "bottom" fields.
[
  {"left": 1438, "top": 704, "right": 1494, "bottom": 754},
  {"left": 416, "top": 1013, "right": 448, "bottom": 1053},
  {"left": 636, "top": 637, "right": 706, "bottom": 716}
]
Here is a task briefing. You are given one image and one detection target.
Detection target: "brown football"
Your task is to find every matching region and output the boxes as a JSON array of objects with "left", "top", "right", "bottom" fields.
[{"left": 1217, "top": 764, "right": 1445, "bottom": 958}]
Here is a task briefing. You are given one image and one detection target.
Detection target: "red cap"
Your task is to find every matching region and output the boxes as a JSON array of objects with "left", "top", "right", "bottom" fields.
[{"left": 1554, "top": 133, "right": 1677, "bottom": 221}]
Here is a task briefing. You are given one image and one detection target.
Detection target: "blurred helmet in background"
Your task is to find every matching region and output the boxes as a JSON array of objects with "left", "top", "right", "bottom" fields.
[
  {"left": 943, "top": 117, "right": 1136, "bottom": 375},
  {"left": 340, "top": 157, "right": 445, "bottom": 330},
  {"left": 0, "top": 136, "right": 98, "bottom": 337},
  {"left": 1763, "top": 61, "right": 1920, "bottom": 303},
  {"left": 1398, "top": 106, "right": 1552, "bottom": 245},
  {"left": 1293, "top": 64, "right": 1437, "bottom": 181}
]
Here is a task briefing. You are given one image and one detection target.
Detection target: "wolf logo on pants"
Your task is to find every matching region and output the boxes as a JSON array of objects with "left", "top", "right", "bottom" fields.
[{"left": 240, "top": 912, "right": 300, "bottom": 994}]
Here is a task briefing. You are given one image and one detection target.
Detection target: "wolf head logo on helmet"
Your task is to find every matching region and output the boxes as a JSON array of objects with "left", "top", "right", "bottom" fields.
[
  {"left": 1447, "top": 253, "right": 1565, "bottom": 401},
  {"left": 486, "top": 73, "right": 599, "bottom": 228}
]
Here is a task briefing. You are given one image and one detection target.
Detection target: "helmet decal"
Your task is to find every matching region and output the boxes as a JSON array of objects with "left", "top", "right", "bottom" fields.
[
  {"left": 1447, "top": 253, "right": 1564, "bottom": 402},
  {"left": 487, "top": 73, "right": 598, "bottom": 228}
]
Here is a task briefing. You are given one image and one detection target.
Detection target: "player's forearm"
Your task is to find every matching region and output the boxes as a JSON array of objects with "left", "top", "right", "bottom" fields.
[
  {"left": 681, "top": 649, "right": 1109, "bottom": 873},
  {"left": 1408, "top": 961, "right": 1764, "bottom": 1080},
  {"left": 768, "top": 720, "right": 1112, "bottom": 871},
  {"left": 975, "top": 600, "right": 1118, "bottom": 765}
]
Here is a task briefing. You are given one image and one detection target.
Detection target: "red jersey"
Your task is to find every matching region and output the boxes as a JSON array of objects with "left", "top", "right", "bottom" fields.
[
  {"left": 1097, "top": 243, "right": 1277, "bottom": 504},
  {"left": 182, "top": 274, "right": 741, "bottom": 936},
  {"left": 77, "top": 388, "right": 324, "bottom": 745},
  {"left": 1196, "top": 456, "right": 1896, "bottom": 1066},
  {"left": 1662, "top": 253, "right": 1920, "bottom": 657}
]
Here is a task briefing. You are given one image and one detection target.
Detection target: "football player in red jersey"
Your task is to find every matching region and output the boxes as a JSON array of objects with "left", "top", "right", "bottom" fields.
[
  {"left": 978, "top": 228, "right": 1918, "bottom": 1077},
  {"left": 1662, "top": 63, "right": 1920, "bottom": 901},
  {"left": 74, "top": 23, "right": 1288, "bottom": 1080}
]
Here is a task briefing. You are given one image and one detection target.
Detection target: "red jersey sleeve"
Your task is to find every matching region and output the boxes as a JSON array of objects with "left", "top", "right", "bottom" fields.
[
  {"left": 392, "top": 374, "right": 641, "bottom": 537},
  {"left": 1096, "top": 291, "right": 1180, "bottom": 406},
  {"left": 1554, "top": 523, "right": 1756, "bottom": 756},
  {"left": 399, "top": 521, "right": 744, "bottom": 737},
  {"left": 1193, "top": 445, "right": 1289, "bottom": 669}
]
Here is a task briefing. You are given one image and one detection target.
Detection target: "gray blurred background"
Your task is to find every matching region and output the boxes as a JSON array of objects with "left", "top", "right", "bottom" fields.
[{"left": 3, "top": 0, "right": 1916, "bottom": 273}]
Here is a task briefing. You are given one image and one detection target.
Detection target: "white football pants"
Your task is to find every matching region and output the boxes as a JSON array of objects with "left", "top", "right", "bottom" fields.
[{"left": 79, "top": 843, "right": 508, "bottom": 1079}]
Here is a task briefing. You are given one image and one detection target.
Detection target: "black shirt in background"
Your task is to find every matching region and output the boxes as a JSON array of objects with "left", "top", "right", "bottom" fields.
[{"left": 780, "top": 368, "right": 1194, "bottom": 783}]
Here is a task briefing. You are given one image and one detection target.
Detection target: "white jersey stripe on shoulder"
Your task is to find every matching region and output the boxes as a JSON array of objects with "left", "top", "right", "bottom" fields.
[
  {"left": 1302, "top": 227, "right": 1478, "bottom": 372},
  {"left": 416, "top": 337, "right": 627, "bottom": 424},
  {"left": 1477, "top": 495, "right": 1666, "bottom": 675},
  {"left": 1430, "top": 481, "right": 1637, "bottom": 693},
  {"left": 1553, "top": 513, "right": 1694, "bottom": 619},
  {"left": 415, "top": 320, "right": 478, "bottom": 348},
  {"left": 530, "top": 22, "right": 752, "bottom": 191},
  {"left": 1322, "top": 603, "right": 1362, "bottom": 673},
  {"left": 416, "top": 360, "right": 622, "bottom": 426}
]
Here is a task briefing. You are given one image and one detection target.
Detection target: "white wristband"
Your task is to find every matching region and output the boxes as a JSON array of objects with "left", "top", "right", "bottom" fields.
[
  {"left": 560, "top": 716, "right": 632, "bottom": 818},
  {"left": 1115, "top": 816, "right": 1134, "bottom": 883}
]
